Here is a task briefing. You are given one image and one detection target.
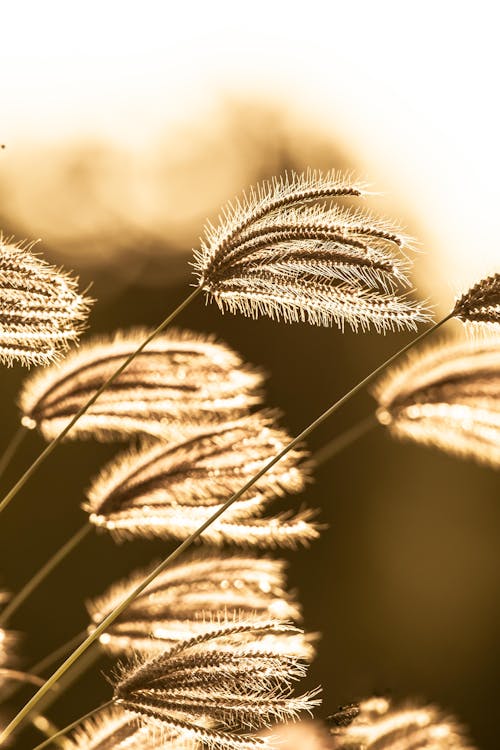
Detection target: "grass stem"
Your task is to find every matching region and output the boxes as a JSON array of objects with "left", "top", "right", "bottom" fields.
[{"left": 0, "top": 425, "right": 27, "bottom": 480}]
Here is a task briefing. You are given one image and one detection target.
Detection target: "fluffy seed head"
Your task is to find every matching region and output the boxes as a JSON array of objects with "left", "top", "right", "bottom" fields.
[
  {"left": 87, "top": 551, "right": 311, "bottom": 658},
  {"left": 113, "top": 619, "right": 320, "bottom": 750},
  {"left": 453, "top": 273, "right": 500, "bottom": 328},
  {"left": 19, "top": 328, "right": 264, "bottom": 442},
  {"left": 374, "top": 334, "right": 500, "bottom": 468},
  {"left": 193, "top": 170, "right": 431, "bottom": 333},
  {"left": 0, "top": 236, "right": 91, "bottom": 367},
  {"left": 329, "top": 696, "right": 475, "bottom": 749},
  {"left": 85, "top": 413, "right": 319, "bottom": 548},
  {"left": 68, "top": 705, "right": 195, "bottom": 750}
]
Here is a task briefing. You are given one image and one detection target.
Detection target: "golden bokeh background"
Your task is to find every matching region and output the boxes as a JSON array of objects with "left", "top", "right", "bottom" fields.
[{"left": 0, "top": 3, "right": 498, "bottom": 748}]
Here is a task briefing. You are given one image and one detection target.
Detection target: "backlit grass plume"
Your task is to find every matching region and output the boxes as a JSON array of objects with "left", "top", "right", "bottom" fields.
[
  {"left": 84, "top": 413, "right": 319, "bottom": 547},
  {"left": 374, "top": 334, "right": 500, "bottom": 467},
  {"left": 0, "top": 236, "right": 91, "bottom": 367},
  {"left": 113, "top": 619, "right": 320, "bottom": 750},
  {"left": 453, "top": 273, "right": 500, "bottom": 327},
  {"left": 18, "top": 328, "right": 263, "bottom": 442},
  {"left": 193, "top": 170, "right": 430, "bottom": 332},
  {"left": 68, "top": 705, "right": 196, "bottom": 750},
  {"left": 329, "top": 697, "right": 475, "bottom": 749},
  {"left": 87, "top": 551, "right": 308, "bottom": 656}
]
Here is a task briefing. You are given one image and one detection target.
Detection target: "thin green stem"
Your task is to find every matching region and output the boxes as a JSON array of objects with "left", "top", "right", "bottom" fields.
[
  {"left": 312, "top": 413, "right": 379, "bottom": 467},
  {"left": 32, "top": 630, "right": 90, "bottom": 676},
  {"left": 0, "top": 286, "right": 202, "bottom": 517},
  {"left": 30, "top": 700, "right": 114, "bottom": 750},
  {"left": 0, "top": 523, "right": 92, "bottom": 627},
  {"left": 0, "top": 425, "right": 27, "bottom": 480},
  {"left": 0, "top": 630, "right": 91, "bottom": 709},
  {"left": 0, "top": 313, "right": 452, "bottom": 745}
]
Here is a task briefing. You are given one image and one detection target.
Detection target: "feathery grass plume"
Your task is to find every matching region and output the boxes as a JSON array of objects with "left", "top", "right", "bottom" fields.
[
  {"left": 329, "top": 696, "right": 475, "bottom": 749},
  {"left": 193, "top": 170, "right": 431, "bottom": 332},
  {"left": 68, "top": 705, "right": 197, "bottom": 750},
  {"left": 18, "top": 328, "right": 264, "bottom": 442},
  {"left": 0, "top": 236, "right": 91, "bottom": 367},
  {"left": 84, "top": 413, "right": 320, "bottom": 548},
  {"left": 453, "top": 272, "right": 500, "bottom": 327},
  {"left": 374, "top": 333, "right": 500, "bottom": 467},
  {"left": 113, "top": 619, "right": 320, "bottom": 750},
  {"left": 87, "top": 551, "right": 312, "bottom": 658}
]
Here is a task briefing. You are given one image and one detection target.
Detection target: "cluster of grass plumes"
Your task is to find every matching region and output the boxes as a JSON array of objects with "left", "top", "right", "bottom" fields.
[
  {"left": 0, "top": 170, "right": 498, "bottom": 750},
  {"left": 193, "top": 170, "right": 431, "bottom": 332},
  {"left": 0, "top": 236, "right": 92, "bottom": 367}
]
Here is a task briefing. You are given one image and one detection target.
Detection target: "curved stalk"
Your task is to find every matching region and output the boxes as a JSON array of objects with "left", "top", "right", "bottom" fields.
[
  {"left": 0, "top": 286, "right": 202, "bottom": 517},
  {"left": 0, "top": 425, "right": 28, "bottom": 480},
  {"left": 0, "top": 313, "right": 453, "bottom": 744}
]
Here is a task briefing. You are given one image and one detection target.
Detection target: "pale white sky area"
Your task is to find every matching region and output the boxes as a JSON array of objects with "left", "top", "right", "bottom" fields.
[{"left": 1, "top": 1, "right": 498, "bottom": 304}]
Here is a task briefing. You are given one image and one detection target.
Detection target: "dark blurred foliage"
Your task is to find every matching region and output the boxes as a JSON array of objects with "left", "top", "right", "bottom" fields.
[{"left": 0, "top": 102, "right": 498, "bottom": 749}]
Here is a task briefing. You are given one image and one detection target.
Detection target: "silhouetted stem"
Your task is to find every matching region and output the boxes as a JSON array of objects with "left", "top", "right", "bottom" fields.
[
  {"left": 32, "top": 630, "right": 90, "bottom": 676},
  {"left": 0, "top": 425, "right": 27, "bottom": 480},
  {"left": 313, "top": 413, "right": 379, "bottom": 467},
  {"left": 30, "top": 700, "right": 114, "bottom": 750},
  {"left": 0, "top": 313, "right": 453, "bottom": 745},
  {"left": 0, "top": 286, "right": 202, "bottom": 517},
  {"left": 0, "top": 523, "right": 92, "bottom": 627}
]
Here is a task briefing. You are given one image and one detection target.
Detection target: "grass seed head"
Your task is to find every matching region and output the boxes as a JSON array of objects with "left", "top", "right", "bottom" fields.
[
  {"left": 0, "top": 236, "right": 92, "bottom": 367},
  {"left": 193, "top": 170, "right": 431, "bottom": 333}
]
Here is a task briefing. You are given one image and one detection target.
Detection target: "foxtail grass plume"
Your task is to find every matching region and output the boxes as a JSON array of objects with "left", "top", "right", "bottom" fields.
[
  {"left": 88, "top": 551, "right": 311, "bottom": 658},
  {"left": 193, "top": 170, "right": 430, "bottom": 332},
  {"left": 113, "top": 619, "right": 320, "bottom": 750},
  {"left": 18, "top": 328, "right": 263, "bottom": 442},
  {"left": 374, "top": 334, "right": 500, "bottom": 467},
  {"left": 85, "top": 413, "right": 320, "bottom": 548},
  {"left": 68, "top": 705, "right": 197, "bottom": 750},
  {"left": 453, "top": 273, "right": 500, "bottom": 328},
  {"left": 0, "top": 237, "right": 91, "bottom": 367},
  {"left": 329, "top": 696, "right": 475, "bottom": 749}
]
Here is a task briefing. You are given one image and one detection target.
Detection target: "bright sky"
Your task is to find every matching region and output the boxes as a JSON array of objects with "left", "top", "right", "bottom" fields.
[{"left": 1, "top": 1, "right": 498, "bottom": 301}]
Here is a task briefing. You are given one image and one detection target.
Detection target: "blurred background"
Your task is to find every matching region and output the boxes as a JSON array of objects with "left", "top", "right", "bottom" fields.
[{"left": 0, "top": 2, "right": 499, "bottom": 748}]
